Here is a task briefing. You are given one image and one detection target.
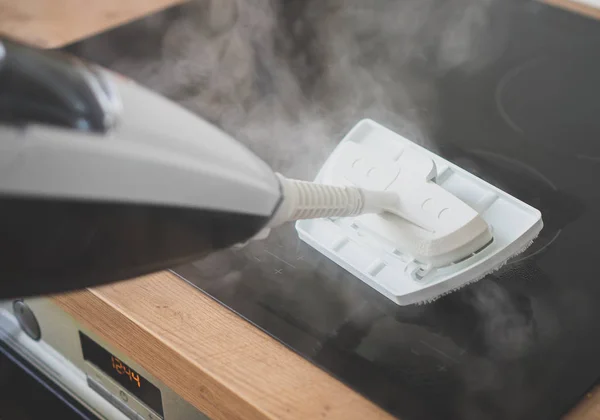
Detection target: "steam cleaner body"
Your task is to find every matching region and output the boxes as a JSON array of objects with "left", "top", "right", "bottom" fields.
[{"left": 0, "top": 39, "right": 542, "bottom": 303}]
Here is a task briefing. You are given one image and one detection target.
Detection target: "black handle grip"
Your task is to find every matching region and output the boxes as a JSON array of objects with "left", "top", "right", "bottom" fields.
[{"left": 0, "top": 38, "right": 121, "bottom": 133}]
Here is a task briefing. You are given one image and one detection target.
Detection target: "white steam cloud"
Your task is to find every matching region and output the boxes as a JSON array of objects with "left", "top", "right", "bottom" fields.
[{"left": 73, "top": 0, "right": 503, "bottom": 179}]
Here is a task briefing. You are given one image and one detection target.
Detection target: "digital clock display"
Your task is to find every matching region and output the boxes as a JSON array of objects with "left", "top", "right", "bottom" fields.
[{"left": 79, "top": 332, "right": 163, "bottom": 416}]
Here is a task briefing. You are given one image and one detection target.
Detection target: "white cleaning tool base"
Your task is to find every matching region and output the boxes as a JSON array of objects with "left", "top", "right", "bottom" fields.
[{"left": 295, "top": 119, "right": 543, "bottom": 306}]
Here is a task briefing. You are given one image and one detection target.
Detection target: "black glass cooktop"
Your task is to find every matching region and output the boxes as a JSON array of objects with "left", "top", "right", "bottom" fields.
[
  {"left": 172, "top": 4, "right": 600, "bottom": 420},
  {"left": 68, "top": 0, "right": 600, "bottom": 418}
]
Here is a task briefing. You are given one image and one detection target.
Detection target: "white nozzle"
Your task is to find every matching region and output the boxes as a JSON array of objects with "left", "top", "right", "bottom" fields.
[{"left": 268, "top": 174, "right": 399, "bottom": 228}]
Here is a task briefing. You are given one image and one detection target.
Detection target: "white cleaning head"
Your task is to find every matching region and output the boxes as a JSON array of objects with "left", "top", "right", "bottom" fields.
[
  {"left": 296, "top": 119, "right": 543, "bottom": 305},
  {"left": 325, "top": 140, "right": 493, "bottom": 268}
]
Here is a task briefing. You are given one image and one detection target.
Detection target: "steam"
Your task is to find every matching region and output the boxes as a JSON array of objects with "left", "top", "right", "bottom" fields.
[
  {"left": 469, "top": 279, "right": 537, "bottom": 360},
  {"left": 72, "top": 0, "right": 524, "bottom": 329},
  {"left": 72, "top": 0, "right": 519, "bottom": 352},
  {"left": 74, "top": 0, "right": 503, "bottom": 179}
]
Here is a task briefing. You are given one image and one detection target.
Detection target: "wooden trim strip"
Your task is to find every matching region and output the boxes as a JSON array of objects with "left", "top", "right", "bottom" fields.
[
  {"left": 541, "top": 0, "right": 600, "bottom": 21},
  {"left": 0, "top": 0, "right": 185, "bottom": 48}
]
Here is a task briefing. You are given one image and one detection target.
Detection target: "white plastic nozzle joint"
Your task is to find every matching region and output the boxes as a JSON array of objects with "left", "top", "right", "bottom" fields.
[{"left": 267, "top": 174, "right": 399, "bottom": 228}]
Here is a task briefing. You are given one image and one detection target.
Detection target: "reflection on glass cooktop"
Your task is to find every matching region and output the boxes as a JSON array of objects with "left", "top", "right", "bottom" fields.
[
  {"left": 175, "top": 5, "right": 600, "bottom": 420},
  {"left": 496, "top": 55, "right": 600, "bottom": 162}
]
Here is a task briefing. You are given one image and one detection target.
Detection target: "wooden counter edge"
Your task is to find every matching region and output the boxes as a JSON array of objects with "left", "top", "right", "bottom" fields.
[
  {"left": 540, "top": 0, "right": 600, "bottom": 21},
  {"left": 53, "top": 272, "right": 392, "bottom": 420},
  {"left": 0, "top": 0, "right": 186, "bottom": 49},
  {"left": 565, "top": 386, "right": 600, "bottom": 420}
]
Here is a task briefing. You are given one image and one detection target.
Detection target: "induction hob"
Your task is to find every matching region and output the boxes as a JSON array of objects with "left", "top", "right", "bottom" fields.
[
  {"left": 173, "top": 4, "right": 600, "bottom": 420},
  {"left": 69, "top": 1, "right": 600, "bottom": 418}
]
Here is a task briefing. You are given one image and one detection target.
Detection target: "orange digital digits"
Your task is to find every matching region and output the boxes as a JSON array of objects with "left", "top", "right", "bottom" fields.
[
  {"left": 113, "top": 357, "right": 125, "bottom": 374},
  {"left": 131, "top": 372, "right": 141, "bottom": 388},
  {"left": 111, "top": 355, "right": 142, "bottom": 388}
]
